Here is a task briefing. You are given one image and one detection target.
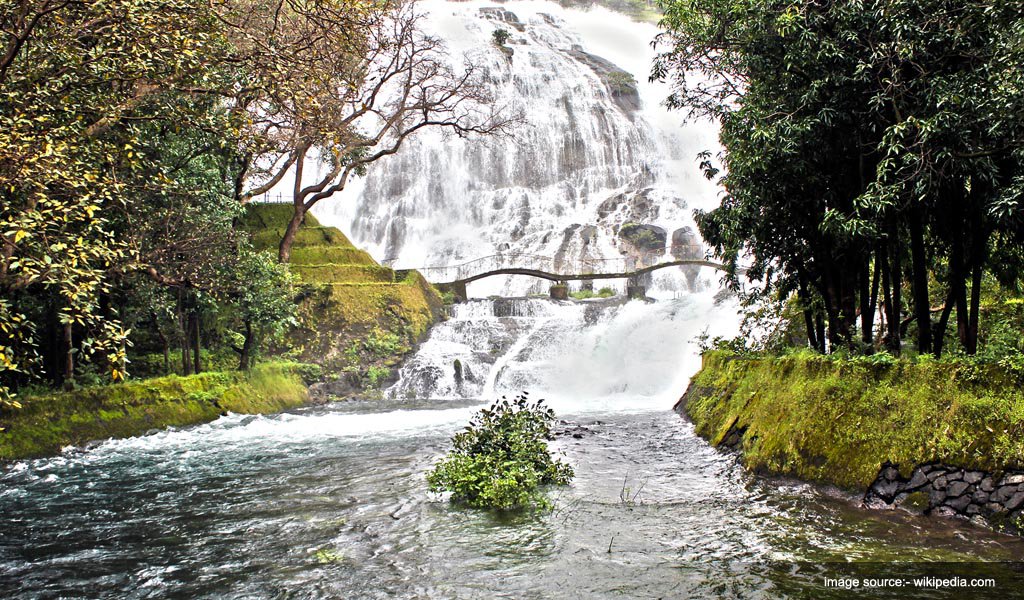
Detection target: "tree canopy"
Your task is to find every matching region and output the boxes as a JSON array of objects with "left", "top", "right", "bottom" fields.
[{"left": 654, "top": 0, "right": 1024, "bottom": 356}]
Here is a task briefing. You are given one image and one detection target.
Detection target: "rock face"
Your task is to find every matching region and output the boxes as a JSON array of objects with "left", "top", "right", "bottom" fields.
[{"left": 864, "top": 463, "right": 1024, "bottom": 535}]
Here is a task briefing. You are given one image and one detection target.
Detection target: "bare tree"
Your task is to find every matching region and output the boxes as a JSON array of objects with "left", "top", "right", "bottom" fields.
[{"left": 224, "top": 0, "right": 515, "bottom": 262}]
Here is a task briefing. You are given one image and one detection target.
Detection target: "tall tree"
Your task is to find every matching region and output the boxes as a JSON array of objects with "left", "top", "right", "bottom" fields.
[{"left": 225, "top": 0, "right": 515, "bottom": 262}]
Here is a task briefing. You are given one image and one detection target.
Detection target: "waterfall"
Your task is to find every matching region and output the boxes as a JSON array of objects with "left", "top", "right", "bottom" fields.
[
  {"left": 312, "top": 0, "right": 722, "bottom": 298},
  {"left": 308, "top": 0, "right": 740, "bottom": 405}
]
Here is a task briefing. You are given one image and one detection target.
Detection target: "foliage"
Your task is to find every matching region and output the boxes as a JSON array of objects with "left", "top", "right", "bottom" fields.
[
  {"left": 653, "top": 0, "right": 1024, "bottom": 358},
  {"left": 606, "top": 70, "right": 637, "bottom": 94},
  {"left": 427, "top": 393, "right": 574, "bottom": 510},
  {"left": 492, "top": 28, "right": 511, "bottom": 46},
  {"left": 570, "top": 287, "right": 616, "bottom": 300},
  {"left": 365, "top": 365, "right": 391, "bottom": 389}
]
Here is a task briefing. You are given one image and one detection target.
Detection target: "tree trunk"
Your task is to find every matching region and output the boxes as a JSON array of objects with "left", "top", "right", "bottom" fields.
[
  {"left": 967, "top": 262, "right": 983, "bottom": 354},
  {"left": 858, "top": 259, "right": 873, "bottom": 346},
  {"left": 191, "top": 310, "right": 201, "bottom": 375},
  {"left": 180, "top": 309, "right": 192, "bottom": 376},
  {"left": 909, "top": 207, "right": 932, "bottom": 354},
  {"left": 61, "top": 321, "right": 74, "bottom": 390},
  {"left": 866, "top": 256, "right": 880, "bottom": 348},
  {"left": 815, "top": 313, "right": 826, "bottom": 354},
  {"left": 238, "top": 320, "right": 254, "bottom": 371},
  {"left": 887, "top": 234, "right": 902, "bottom": 355},
  {"left": 278, "top": 205, "right": 305, "bottom": 263}
]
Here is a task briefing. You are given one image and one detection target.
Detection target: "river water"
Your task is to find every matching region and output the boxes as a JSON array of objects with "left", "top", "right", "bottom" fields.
[{"left": 3, "top": 297, "right": 1024, "bottom": 599}]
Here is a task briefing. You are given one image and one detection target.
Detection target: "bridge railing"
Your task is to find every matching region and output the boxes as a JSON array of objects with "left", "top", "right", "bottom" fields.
[{"left": 407, "top": 243, "right": 710, "bottom": 283}]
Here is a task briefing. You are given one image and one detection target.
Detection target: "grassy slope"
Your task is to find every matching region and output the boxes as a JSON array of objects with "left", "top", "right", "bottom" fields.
[
  {"left": 242, "top": 204, "right": 444, "bottom": 391},
  {"left": 683, "top": 351, "right": 1024, "bottom": 490},
  {"left": 0, "top": 362, "right": 312, "bottom": 460}
]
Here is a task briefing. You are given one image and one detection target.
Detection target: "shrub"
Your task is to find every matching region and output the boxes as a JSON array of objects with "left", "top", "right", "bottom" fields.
[
  {"left": 606, "top": 70, "right": 637, "bottom": 93},
  {"left": 427, "top": 393, "right": 573, "bottom": 510},
  {"left": 492, "top": 28, "right": 510, "bottom": 46}
]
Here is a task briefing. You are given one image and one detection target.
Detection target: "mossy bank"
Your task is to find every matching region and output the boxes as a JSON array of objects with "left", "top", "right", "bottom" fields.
[
  {"left": 679, "top": 350, "right": 1024, "bottom": 533},
  {"left": 242, "top": 204, "right": 445, "bottom": 397},
  {"left": 0, "top": 363, "right": 315, "bottom": 460}
]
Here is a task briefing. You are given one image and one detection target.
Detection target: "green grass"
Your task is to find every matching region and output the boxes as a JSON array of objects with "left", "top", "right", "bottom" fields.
[
  {"left": 684, "top": 350, "right": 1024, "bottom": 489},
  {"left": 0, "top": 362, "right": 313, "bottom": 460}
]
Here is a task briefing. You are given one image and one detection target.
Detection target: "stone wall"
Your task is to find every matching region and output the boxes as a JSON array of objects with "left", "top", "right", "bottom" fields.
[{"left": 866, "top": 463, "right": 1024, "bottom": 534}]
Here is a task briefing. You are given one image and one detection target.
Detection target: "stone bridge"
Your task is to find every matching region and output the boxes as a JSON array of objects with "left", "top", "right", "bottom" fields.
[{"left": 399, "top": 244, "right": 740, "bottom": 300}]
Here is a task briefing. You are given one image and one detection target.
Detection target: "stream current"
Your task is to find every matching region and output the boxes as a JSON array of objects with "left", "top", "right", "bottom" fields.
[{"left": 3, "top": 296, "right": 1024, "bottom": 599}]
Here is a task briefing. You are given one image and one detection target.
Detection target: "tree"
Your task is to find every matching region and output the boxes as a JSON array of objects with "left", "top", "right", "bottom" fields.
[
  {"left": 226, "top": 0, "right": 515, "bottom": 262},
  {"left": 225, "top": 250, "right": 297, "bottom": 370},
  {"left": 653, "top": 0, "right": 1024, "bottom": 356},
  {"left": 0, "top": 0, "right": 232, "bottom": 397}
]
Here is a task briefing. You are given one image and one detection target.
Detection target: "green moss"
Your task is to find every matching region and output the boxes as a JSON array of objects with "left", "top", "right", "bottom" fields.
[
  {"left": 0, "top": 362, "right": 311, "bottom": 460},
  {"left": 684, "top": 351, "right": 1024, "bottom": 490},
  {"left": 290, "top": 264, "right": 395, "bottom": 284},
  {"left": 289, "top": 245, "right": 376, "bottom": 266},
  {"left": 239, "top": 203, "right": 322, "bottom": 230},
  {"left": 250, "top": 227, "right": 353, "bottom": 252}
]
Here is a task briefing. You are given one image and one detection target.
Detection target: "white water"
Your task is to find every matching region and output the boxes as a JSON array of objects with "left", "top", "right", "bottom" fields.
[
  {"left": 302, "top": 0, "right": 744, "bottom": 416},
  {"left": 310, "top": 0, "right": 722, "bottom": 298}
]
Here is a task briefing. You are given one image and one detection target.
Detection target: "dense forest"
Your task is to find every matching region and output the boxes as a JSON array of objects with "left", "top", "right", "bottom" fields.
[
  {"left": 0, "top": 0, "right": 506, "bottom": 405},
  {"left": 655, "top": 0, "right": 1024, "bottom": 360}
]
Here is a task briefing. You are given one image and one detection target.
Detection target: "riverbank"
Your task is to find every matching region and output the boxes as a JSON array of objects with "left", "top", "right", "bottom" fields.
[
  {"left": 678, "top": 350, "right": 1024, "bottom": 534},
  {"left": 0, "top": 362, "right": 318, "bottom": 461}
]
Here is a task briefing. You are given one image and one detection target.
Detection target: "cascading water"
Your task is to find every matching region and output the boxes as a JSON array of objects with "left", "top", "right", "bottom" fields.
[
  {"left": 308, "top": 0, "right": 742, "bottom": 407},
  {"left": 387, "top": 294, "right": 739, "bottom": 413},
  {"left": 5, "top": 3, "right": 1022, "bottom": 598},
  {"left": 313, "top": 0, "right": 722, "bottom": 299}
]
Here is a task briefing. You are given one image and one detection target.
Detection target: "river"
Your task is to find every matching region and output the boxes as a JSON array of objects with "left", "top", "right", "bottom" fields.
[{"left": 3, "top": 297, "right": 1024, "bottom": 599}]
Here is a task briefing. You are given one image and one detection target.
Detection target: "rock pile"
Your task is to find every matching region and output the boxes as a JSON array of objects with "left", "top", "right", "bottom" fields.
[{"left": 865, "top": 462, "right": 1024, "bottom": 534}]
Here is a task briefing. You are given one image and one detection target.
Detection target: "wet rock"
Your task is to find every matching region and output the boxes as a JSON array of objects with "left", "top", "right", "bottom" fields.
[
  {"left": 946, "top": 470, "right": 965, "bottom": 482},
  {"left": 554, "top": 422, "right": 594, "bottom": 439},
  {"left": 947, "top": 481, "right": 970, "bottom": 498},
  {"left": 980, "top": 477, "right": 996, "bottom": 492},
  {"left": 964, "top": 471, "right": 984, "bottom": 485},
  {"left": 618, "top": 223, "right": 666, "bottom": 253},
  {"left": 1002, "top": 474, "right": 1024, "bottom": 485},
  {"left": 966, "top": 504, "right": 981, "bottom": 516},
  {"left": 906, "top": 470, "right": 929, "bottom": 490},
  {"left": 897, "top": 491, "right": 931, "bottom": 515},
  {"left": 871, "top": 479, "right": 899, "bottom": 501},
  {"left": 479, "top": 7, "right": 526, "bottom": 31},
  {"left": 1006, "top": 492, "right": 1024, "bottom": 512},
  {"left": 992, "top": 486, "right": 1017, "bottom": 504},
  {"left": 567, "top": 45, "right": 640, "bottom": 113},
  {"left": 972, "top": 490, "right": 990, "bottom": 504},
  {"left": 946, "top": 494, "right": 971, "bottom": 512},
  {"left": 929, "top": 488, "right": 947, "bottom": 506}
]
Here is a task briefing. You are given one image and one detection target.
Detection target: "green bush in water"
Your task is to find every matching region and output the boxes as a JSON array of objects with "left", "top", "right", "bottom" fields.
[{"left": 427, "top": 392, "right": 573, "bottom": 510}]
